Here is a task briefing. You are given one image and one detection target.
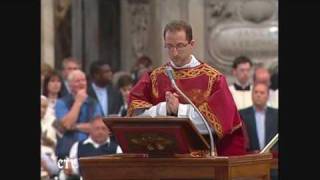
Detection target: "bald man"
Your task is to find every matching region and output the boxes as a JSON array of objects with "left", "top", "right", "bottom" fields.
[
  {"left": 239, "top": 82, "right": 278, "bottom": 180},
  {"left": 55, "top": 70, "right": 103, "bottom": 159},
  {"left": 253, "top": 67, "right": 278, "bottom": 109}
]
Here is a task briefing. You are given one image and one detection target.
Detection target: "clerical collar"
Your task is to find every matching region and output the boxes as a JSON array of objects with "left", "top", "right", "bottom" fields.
[
  {"left": 234, "top": 80, "right": 251, "bottom": 91},
  {"left": 169, "top": 55, "right": 200, "bottom": 69}
]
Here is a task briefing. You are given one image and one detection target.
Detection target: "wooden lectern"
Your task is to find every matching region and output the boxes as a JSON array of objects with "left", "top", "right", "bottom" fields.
[{"left": 79, "top": 117, "right": 274, "bottom": 180}]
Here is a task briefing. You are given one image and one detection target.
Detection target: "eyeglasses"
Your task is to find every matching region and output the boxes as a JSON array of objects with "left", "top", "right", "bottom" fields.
[{"left": 164, "top": 42, "right": 190, "bottom": 50}]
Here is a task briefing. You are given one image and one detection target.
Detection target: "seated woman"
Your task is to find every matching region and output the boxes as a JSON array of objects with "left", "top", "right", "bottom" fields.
[{"left": 42, "top": 71, "right": 63, "bottom": 139}]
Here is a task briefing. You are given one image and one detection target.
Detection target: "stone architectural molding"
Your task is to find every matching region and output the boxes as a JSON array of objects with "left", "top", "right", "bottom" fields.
[
  {"left": 205, "top": 0, "right": 278, "bottom": 75},
  {"left": 128, "top": 0, "right": 151, "bottom": 59}
]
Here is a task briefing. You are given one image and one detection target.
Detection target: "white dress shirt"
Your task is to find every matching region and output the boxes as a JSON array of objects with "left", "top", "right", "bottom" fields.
[
  {"left": 69, "top": 137, "right": 122, "bottom": 175},
  {"left": 253, "top": 106, "right": 266, "bottom": 149},
  {"left": 92, "top": 83, "right": 108, "bottom": 116}
]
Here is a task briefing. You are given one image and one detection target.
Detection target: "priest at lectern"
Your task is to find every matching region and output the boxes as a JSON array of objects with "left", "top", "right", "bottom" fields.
[{"left": 128, "top": 20, "right": 247, "bottom": 156}]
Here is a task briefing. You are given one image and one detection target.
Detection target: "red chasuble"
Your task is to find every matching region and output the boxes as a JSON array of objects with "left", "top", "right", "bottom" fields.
[{"left": 128, "top": 62, "right": 247, "bottom": 156}]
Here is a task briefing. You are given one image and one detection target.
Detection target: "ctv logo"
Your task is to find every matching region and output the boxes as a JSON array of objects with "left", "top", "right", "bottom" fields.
[{"left": 57, "top": 158, "right": 78, "bottom": 169}]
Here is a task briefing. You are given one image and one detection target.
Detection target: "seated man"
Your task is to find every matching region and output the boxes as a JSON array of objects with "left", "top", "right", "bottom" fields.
[
  {"left": 64, "top": 116, "right": 122, "bottom": 179},
  {"left": 239, "top": 82, "right": 278, "bottom": 180},
  {"left": 87, "top": 60, "right": 123, "bottom": 116},
  {"left": 55, "top": 70, "right": 103, "bottom": 159}
]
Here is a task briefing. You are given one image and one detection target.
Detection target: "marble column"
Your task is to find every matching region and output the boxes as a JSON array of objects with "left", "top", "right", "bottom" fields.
[
  {"left": 71, "top": 0, "right": 84, "bottom": 66},
  {"left": 121, "top": 0, "right": 153, "bottom": 71},
  {"left": 83, "top": 0, "right": 99, "bottom": 73},
  {"left": 188, "top": 0, "right": 205, "bottom": 61},
  {"left": 41, "top": 0, "right": 55, "bottom": 67}
]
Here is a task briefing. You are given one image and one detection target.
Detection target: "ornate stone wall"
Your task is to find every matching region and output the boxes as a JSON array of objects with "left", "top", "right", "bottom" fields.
[
  {"left": 121, "top": 0, "right": 190, "bottom": 71},
  {"left": 121, "top": 0, "right": 152, "bottom": 71},
  {"left": 205, "top": 0, "right": 278, "bottom": 81},
  {"left": 43, "top": 0, "right": 278, "bottom": 79},
  {"left": 121, "top": 0, "right": 278, "bottom": 80},
  {"left": 54, "top": 0, "right": 72, "bottom": 69},
  {"left": 41, "top": 0, "right": 55, "bottom": 67},
  {"left": 129, "top": 0, "right": 151, "bottom": 59}
]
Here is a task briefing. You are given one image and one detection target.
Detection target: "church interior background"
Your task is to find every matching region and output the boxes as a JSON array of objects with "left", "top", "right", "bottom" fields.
[{"left": 41, "top": 0, "right": 278, "bottom": 84}]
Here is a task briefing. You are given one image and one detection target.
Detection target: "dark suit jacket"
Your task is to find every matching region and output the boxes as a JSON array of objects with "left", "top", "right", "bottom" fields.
[
  {"left": 60, "top": 80, "right": 71, "bottom": 97},
  {"left": 239, "top": 106, "right": 278, "bottom": 152},
  {"left": 87, "top": 83, "right": 123, "bottom": 116}
]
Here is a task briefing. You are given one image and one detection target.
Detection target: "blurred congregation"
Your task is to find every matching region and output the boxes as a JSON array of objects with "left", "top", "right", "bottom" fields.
[
  {"left": 41, "top": 0, "right": 278, "bottom": 180},
  {"left": 41, "top": 55, "right": 278, "bottom": 180}
]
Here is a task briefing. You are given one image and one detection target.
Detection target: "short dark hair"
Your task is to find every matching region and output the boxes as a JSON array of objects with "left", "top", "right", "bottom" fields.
[
  {"left": 89, "top": 60, "right": 111, "bottom": 77},
  {"left": 232, "top": 56, "right": 253, "bottom": 69},
  {"left": 163, "top": 20, "right": 193, "bottom": 42},
  {"left": 117, "top": 74, "right": 133, "bottom": 89}
]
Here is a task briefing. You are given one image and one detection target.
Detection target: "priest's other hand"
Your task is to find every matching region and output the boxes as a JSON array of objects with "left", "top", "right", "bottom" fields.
[{"left": 165, "top": 91, "right": 179, "bottom": 115}]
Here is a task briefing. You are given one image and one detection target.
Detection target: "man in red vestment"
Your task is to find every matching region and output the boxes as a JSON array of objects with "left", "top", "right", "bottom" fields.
[{"left": 128, "top": 20, "right": 247, "bottom": 156}]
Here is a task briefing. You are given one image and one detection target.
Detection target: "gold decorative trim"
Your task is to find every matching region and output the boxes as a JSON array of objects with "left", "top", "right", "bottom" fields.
[
  {"left": 128, "top": 100, "right": 152, "bottom": 116},
  {"left": 149, "top": 63, "right": 221, "bottom": 100},
  {"left": 198, "top": 102, "right": 223, "bottom": 138},
  {"left": 174, "top": 64, "right": 220, "bottom": 80},
  {"left": 128, "top": 133, "right": 175, "bottom": 152},
  {"left": 150, "top": 66, "right": 166, "bottom": 98}
]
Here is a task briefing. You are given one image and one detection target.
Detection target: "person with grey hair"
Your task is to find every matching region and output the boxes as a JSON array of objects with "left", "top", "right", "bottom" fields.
[
  {"left": 60, "top": 57, "right": 81, "bottom": 97},
  {"left": 55, "top": 70, "right": 103, "bottom": 160},
  {"left": 253, "top": 66, "right": 278, "bottom": 109},
  {"left": 239, "top": 82, "right": 278, "bottom": 180},
  {"left": 64, "top": 116, "right": 122, "bottom": 179}
]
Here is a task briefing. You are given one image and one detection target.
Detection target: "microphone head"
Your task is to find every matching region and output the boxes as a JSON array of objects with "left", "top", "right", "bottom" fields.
[{"left": 165, "top": 66, "right": 175, "bottom": 81}]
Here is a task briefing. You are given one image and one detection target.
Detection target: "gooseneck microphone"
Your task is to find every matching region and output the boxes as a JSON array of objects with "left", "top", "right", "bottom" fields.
[{"left": 165, "top": 66, "right": 216, "bottom": 156}]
